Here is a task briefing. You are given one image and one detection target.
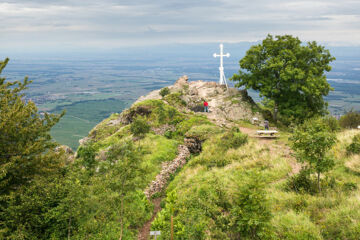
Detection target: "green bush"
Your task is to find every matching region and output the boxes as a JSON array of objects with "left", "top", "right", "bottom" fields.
[
  {"left": 220, "top": 127, "right": 248, "bottom": 150},
  {"left": 322, "top": 116, "right": 340, "bottom": 132},
  {"left": 346, "top": 134, "right": 360, "bottom": 155},
  {"left": 176, "top": 115, "right": 212, "bottom": 136},
  {"left": 77, "top": 144, "right": 97, "bottom": 170},
  {"left": 286, "top": 169, "right": 318, "bottom": 194},
  {"left": 164, "top": 92, "right": 187, "bottom": 107},
  {"left": 230, "top": 171, "right": 273, "bottom": 240},
  {"left": 291, "top": 118, "right": 337, "bottom": 192},
  {"left": 159, "top": 87, "right": 170, "bottom": 97},
  {"left": 339, "top": 111, "right": 360, "bottom": 129},
  {"left": 130, "top": 117, "right": 150, "bottom": 137}
]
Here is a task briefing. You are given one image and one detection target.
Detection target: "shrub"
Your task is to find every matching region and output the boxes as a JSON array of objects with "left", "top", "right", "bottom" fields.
[
  {"left": 322, "top": 116, "right": 340, "bottom": 132},
  {"left": 342, "top": 182, "right": 357, "bottom": 192},
  {"left": 339, "top": 111, "right": 360, "bottom": 129},
  {"left": 230, "top": 171, "right": 273, "bottom": 239},
  {"left": 77, "top": 144, "right": 97, "bottom": 170},
  {"left": 220, "top": 127, "right": 248, "bottom": 149},
  {"left": 176, "top": 115, "right": 212, "bottom": 136},
  {"left": 164, "top": 92, "right": 187, "bottom": 107},
  {"left": 159, "top": 87, "right": 170, "bottom": 97},
  {"left": 346, "top": 134, "right": 360, "bottom": 155},
  {"left": 130, "top": 117, "right": 150, "bottom": 137},
  {"left": 291, "top": 118, "right": 337, "bottom": 192},
  {"left": 286, "top": 169, "right": 318, "bottom": 194}
]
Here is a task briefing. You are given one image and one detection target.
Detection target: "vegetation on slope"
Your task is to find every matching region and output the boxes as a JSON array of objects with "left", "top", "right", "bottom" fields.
[{"left": 151, "top": 121, "right": 360, "bottom": 239}]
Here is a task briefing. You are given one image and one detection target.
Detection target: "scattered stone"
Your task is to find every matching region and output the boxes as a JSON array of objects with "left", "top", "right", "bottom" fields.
[
  {"left": 79, "top": 137, "right": 90, "bottom": 146},
  {"left": 151, "top": 124, "right": 176, "bottom": 135},
  {"left": 184, "top": 137, "right": 202, "bottom": 154}
]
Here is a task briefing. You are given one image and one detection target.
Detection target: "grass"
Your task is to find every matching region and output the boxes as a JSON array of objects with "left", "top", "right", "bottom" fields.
[{"left": 152, "top": 120, "right": 360, "bottom": 239}]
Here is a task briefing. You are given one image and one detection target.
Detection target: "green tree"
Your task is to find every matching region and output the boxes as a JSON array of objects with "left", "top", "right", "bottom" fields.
[
  {"left": 0, "top": 58, "right": 65, "bottom": 195},
  {"left": 339, "top": 111, "right": 360, "bottom": 129},
  {"left": 230, "top": 171, "right": 272, "bottom": 239},
  {"left": 291, "top": 118, "right": 337, "bottom": 192},
  {"left": 0, "top": 58, "right": 66, "bottom": 238},
  {"left": 105, "top": 141, "right": 147, "bottom": 240},
  {"left": 231, "top": 35, "right": 335, "bottom": 124}
]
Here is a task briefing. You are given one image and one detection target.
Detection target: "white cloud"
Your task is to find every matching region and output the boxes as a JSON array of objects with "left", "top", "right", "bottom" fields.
[{"left": 0, "top": 0, "right": 359, "bottom": 51}]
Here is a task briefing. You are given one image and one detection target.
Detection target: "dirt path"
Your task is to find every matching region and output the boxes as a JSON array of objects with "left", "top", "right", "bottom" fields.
[{"left": 138, "top": 198, "right": 162, "bottom": 240}]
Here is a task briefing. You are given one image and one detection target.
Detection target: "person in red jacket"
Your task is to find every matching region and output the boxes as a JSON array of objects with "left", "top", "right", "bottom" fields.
[{"left": 203, "top": 100, "right": 209, "bottom": 112}]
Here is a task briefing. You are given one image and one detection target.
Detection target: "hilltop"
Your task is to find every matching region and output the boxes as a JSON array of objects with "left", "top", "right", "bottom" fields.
[{"left": 69, "top": 76, "right": 360, "bottom": 239}]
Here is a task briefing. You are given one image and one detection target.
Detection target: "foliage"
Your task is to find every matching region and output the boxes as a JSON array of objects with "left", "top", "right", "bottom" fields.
[
  {"left": 159, "top": 87, "right": 170, "bottom": 97},
  {"left": 130, "top": 117, "right": 150, "bottom": 137},
  {"left": 164, "top": 92, "right": 187, "bottom": 107},
  {"left": 0, "top": 58, "right": 65, "bottom": 196},
  {"left": 272, "top": 211, "right": 322, "bottom": 239},
  {"left": 0, "top": 58, "right": 68, "bottom": 239},
  {"left": 291, "top": 118, "right": 337, "bottom": 192},
  {"left": 76, "top": 143, "right": 96, "bottom": 170},
  {"left": 230, "top": 171, "right": 272, "bottom": 239},
  {"left": 231, "top": 34, "right": 335, "bottom": 124},
  {"left": 286, "top": 169, "right": 318, "bottom": 194},
  {"left": 339, "top": 111, "right": 360, "bottom": 129},
  {"left": 175, "top": 115, "right": 212, "bottom": 136},
  {"left": 220, "top": 127, "right": 248, "bottom": 150},
  {"left": 322, "top": 115, "right": 340, "bottom": 132},
  {"left": 346, "top": 134, "right": 360, "bottom": 155}
]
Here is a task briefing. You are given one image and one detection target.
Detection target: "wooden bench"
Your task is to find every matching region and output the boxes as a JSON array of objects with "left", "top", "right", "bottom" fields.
[{"left": 256, "top": 130, "right": 278, "bottom": 137}]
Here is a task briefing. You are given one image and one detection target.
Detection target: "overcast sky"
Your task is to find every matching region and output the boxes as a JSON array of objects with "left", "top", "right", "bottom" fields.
[{"left": 1, "top": 0, "right": 360, "bottom": 53}]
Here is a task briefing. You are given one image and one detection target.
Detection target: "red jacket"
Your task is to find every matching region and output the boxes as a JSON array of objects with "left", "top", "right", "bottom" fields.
[{"left": 203, "top": 101, "right": 208, "bottom": 107}]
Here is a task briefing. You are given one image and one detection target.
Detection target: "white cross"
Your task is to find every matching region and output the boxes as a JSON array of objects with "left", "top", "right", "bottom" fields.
[{"left": 213, "top": 43, "right": 230, "bottom": 88}]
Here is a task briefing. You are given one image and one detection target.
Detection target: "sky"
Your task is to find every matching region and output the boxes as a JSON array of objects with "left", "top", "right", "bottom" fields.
[{"left": 1, "top": 0, "right": 360, "bottom": 53}]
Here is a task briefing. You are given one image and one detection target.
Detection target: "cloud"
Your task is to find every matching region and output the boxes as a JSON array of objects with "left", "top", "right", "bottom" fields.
[{"left": 0, "top": 0, "right": 359, "bottom": 52}]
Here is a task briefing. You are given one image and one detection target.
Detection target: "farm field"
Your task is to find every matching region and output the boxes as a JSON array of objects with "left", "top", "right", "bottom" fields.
[{"left": 2, "top": 46, "right": 359, "bottom": 149}]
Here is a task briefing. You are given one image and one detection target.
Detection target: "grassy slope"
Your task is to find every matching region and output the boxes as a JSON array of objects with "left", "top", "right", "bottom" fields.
[
  {"left": 152, "top": 125, "right": 360, "bottom": 239},
  {"left": 75, "top": 95, "right": 360, "bottom": 239}
]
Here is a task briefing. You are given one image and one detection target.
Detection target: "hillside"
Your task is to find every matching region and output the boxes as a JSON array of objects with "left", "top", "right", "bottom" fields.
[{"left": 73, "top": 76, "right": 360, "bottom": 239}]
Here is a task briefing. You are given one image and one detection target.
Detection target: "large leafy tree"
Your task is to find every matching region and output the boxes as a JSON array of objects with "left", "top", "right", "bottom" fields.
[{"left": 231, "top": 35, "right": 335, "bottom": 124}]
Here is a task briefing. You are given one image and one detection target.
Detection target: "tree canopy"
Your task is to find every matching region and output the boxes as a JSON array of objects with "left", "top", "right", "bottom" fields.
[
  {"left": 0, "top": 58, "right": 64, "bottom": 195},
  {"left": 231, "top": 34, "right": 335, "bottom": 124},
  {"left": 0, "top": 58, "right": 66, "bottom": 238}
]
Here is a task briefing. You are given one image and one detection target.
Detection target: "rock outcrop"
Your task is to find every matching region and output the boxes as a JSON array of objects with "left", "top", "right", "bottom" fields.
[{"left": 135, "top": 75, "right": 263, "bottom": 126}]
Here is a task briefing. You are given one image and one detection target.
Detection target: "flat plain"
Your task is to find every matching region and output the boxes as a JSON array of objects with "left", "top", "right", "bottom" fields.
[{"left": 2, "top": 47, "right": 359, "bottom": 149}]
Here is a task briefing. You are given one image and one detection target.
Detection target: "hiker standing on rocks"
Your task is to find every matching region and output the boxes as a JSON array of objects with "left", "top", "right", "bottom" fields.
[
  {"left": 203, "top": 100, "right": 209, "bottom": 112},
  {"left": 264, "top": 119, "right": 269, "bottom": 130}
]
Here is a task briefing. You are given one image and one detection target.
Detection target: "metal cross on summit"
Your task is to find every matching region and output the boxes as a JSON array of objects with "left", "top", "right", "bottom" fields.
[{"left": 213, "top": 43, "right": 230, "bottom": 88}]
